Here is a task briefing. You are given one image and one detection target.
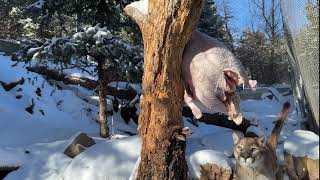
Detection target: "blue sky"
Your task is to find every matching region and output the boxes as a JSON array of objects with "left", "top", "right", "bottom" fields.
[
  {"left": 214, "top": 0, "right": 311, "bottom": 38},
  {"left": 215, "top": 0, "right": 256, "bottom": 38}
]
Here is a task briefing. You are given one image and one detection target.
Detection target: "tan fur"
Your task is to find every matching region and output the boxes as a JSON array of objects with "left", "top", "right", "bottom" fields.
[
  {"left": 268, "top": 102, "right": 290, "bottom": 152},
  {"left": 233, "top": 102, "right": 290, "bottom": 180}
]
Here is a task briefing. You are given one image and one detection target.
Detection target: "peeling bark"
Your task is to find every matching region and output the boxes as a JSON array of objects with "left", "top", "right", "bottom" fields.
[{"left": 125, "top": 0, "right": 203, "bottom": 179}]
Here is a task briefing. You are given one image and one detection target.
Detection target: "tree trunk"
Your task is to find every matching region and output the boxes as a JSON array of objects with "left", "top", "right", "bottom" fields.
[
  {"left": 125, "top": 0, "right": 203, "bottom": 179},
  {"left": 95, "top": 0, "right": 107, "bottom": 26},
  {"left": 97, "top": 60, "right": 109, "bottom": 138}
]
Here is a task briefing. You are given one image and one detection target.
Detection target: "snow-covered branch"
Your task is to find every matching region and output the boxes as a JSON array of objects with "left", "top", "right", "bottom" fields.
[{"left": 124, "top": 0, "right": 148, "bottom": 30}]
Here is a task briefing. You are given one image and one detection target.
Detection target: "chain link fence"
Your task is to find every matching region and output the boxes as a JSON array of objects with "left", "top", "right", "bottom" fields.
[{"left": 281, "top": 0, "right": 319, "bottom": 133}]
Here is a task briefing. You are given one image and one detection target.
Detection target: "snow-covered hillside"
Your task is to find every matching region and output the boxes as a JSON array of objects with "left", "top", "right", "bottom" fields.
[
  {"left": 0, "top": 54, "right": 137, "bottom": 147},
  {"left": 0, "top": 53, "right": 316, "bottom": 180}
]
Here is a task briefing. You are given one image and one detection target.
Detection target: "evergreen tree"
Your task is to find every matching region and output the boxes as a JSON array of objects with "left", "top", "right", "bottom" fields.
[
  {"left": 22, "top": 24, "right": 143, "bottom": 137},
  {"left": 27, "top": 0, "right": 142, "bottom": 43},
  {"left": 197, "top": 0, "right": 233, "bottom": 48},
  {"left": 0, "top": 0, "right": 35, "bottom": 39},
  {"left": 11, "top": 0, "right": 144, "bottom": 137},
  {"left": 235, "top": 29, "right": 289, "bottom": 84}
]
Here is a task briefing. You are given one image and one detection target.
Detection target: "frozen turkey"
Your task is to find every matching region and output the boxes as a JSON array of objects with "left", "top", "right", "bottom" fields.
[{"left": 182, "top": 31, "right": 257, "bottom": 125}]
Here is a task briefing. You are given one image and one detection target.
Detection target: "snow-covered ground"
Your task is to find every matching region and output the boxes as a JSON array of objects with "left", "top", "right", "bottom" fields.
[{"left": 0, "top": 53, "right": 317, "bottom": 180}]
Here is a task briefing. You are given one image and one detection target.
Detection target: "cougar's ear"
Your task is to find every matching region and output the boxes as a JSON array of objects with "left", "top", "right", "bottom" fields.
[
  {"left": 257, "top": 136, "right": 266, "bottom": 146},
  {"left": 232, "top": 131, "right": 244, "bottom": 144}
]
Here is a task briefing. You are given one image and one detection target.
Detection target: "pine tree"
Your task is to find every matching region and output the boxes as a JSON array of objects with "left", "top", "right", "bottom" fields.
[
  {"left": 235, "top": 29, "right": 289, "bottom": 84},
  {"left": 19, "top": 24, "right": 143, "bottom": 138},
  {"left": 27, "top": 0, "right": 141, "bottom": 43},
  {"left": 0, "top": 0, "right": 35, "bottom": 39},
  {"left": 71, "top": 25, "right": 142, "bottom": 137},
  {"left": 197, "top": 0, "right": 233, "bottom": 48}
]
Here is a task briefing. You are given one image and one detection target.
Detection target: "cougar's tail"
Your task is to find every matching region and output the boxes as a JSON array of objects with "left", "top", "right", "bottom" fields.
[{"left": 268, "top": 102, "right": 290, "bottom": 152}]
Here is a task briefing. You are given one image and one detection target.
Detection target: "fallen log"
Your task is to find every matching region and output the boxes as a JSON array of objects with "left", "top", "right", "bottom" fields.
[
  {"left": 183, "top": 106, "right": 256, "bottom": 134},
  {"left": 27, "top": 66, "right": 256, "bottom": 134},
  {"left": 26, "top": 66, "right": 137, "bottom": 100}
]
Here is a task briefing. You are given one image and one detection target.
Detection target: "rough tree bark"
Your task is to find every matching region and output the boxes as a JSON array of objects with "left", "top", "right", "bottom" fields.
[
  {"left": 97, "top": 60, "right": 109, "bottom": 138},
  {"left": 125, "top": 0, "right": 203, "bottom": 179}
]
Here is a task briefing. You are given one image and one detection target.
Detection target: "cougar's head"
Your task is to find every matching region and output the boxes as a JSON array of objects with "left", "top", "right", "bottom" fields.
[{"left": 232, "top": 132, "right": 265, "bottom": 167}]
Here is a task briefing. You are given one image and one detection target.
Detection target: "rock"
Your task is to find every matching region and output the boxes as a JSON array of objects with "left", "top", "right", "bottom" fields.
[
  {"left": 64, "top": 144, "right": 86, "bottom": 159},
  {"left": 0, "top": 77, "right": 24, "bottom": 91},
  {"left": 64, "top": 132, "right": 96, "bottom": 158},
  {"left": 0, "top": 166, "right": 19, "bottom": 179},
  {"left": 200, "top": 163, "right": 233, "bottom": 180},
  {"left": 283, "top": 130, "right": 319, "bottom": 180},
  {"left": 284, "top": 152, "right": 319, "bottom": 180},
  {"left": 306, "top": 158, "right": 319, "bottom": 180},
  {"left": 25, "top": 98, "right": 34, "bottom": 114}
]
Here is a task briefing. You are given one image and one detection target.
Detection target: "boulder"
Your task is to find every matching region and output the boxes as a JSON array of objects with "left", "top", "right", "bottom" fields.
[
  {"left": 64, "top": 132, "right": 96, "bottom": 158},
  {"left": 284, "top": 152, "right": 319, "bottom": 180},
  {"left": 0, "top": 166, "right": 19, "bottom": 179},
  {"left": 284, "top": 130, "right": 319, "bottom": 180}
]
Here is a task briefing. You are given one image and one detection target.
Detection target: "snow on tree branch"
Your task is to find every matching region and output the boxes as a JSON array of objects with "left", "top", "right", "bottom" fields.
[
  {"left": 14, "top": 24, "right": 143, "bottom": 82},
  {"left": 124, "top": 0, "right": 148, "bottom": 29},
  {"left": 25, "top": 0, "right": 45, "bottom": 12}
]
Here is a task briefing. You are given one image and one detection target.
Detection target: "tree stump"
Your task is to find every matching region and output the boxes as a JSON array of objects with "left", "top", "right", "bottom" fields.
[
  {"left": 200, "top": 163, "right": 233, "bottom": 180},
  {"left": 124, "top": 0, "right": 203, "bottom": 179}
]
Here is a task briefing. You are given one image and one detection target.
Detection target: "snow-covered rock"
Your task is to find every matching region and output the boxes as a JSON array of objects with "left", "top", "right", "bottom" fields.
[
  {"left": 64, "top": 132, "right": 96, "bottom": 158},
  {"left": 284, "top": 130, "right": 319, "bottom": 180},
  {"left": 62, "top": 136, "right": 141, "bottom": 180},
  {"left": 188, "top": 150, "right": 232, "bottom": 179},
  {"left": 0, "top": 149, "right": 26, "bottom": 168},
  {"left": 284, "top": 130, "right": 319, "bottom": 160}
]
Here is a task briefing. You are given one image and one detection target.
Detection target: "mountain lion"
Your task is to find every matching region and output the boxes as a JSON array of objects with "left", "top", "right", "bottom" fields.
[{"left": 233, "top": 102, "right": 290, "bottom": 180}]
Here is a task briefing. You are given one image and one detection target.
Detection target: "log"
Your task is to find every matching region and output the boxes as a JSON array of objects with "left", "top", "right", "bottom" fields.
[
  {"left": 125, "top": 0, "right": 204, "bottom": 179},
  {"left": 26, "top": 66, "right": 137, "bottom": 100},
  {"left": 183, "top": 106, "right": 255, "bottom": 134},
  {"left": 27, "top": 65, "right": 255, "bottom": 134}
]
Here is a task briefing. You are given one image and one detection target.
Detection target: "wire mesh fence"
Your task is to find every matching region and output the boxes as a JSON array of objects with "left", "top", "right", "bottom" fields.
[{"left": 281, "top": 0, "right": 319, "bottom": 132}]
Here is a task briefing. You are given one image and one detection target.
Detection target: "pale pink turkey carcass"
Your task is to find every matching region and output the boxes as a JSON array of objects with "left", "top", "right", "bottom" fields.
[{"left": 182, "top": 31, "right": 257, "bottom": 125}]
